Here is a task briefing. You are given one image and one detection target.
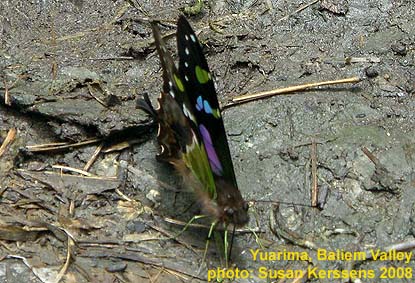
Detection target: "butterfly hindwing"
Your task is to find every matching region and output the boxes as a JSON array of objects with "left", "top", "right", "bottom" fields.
[
  {"left": 176, "top": 16, "right": 238, "bottom": 188},
  {"left": 150, "top": 22, "right": 192, "bottom": 160}
]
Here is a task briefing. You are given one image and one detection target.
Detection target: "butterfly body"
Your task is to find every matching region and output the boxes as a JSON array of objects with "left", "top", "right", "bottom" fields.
[{"left": 139, "top": 16, "right": 248, "bottom": 226}]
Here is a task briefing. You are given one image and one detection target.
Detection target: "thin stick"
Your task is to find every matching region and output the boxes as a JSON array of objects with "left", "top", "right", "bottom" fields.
[
  {"left": 3, "top": 75, "right": 27, "bottom": 106},
  {"left": 87, "top": 56, "right": 135, "bottom": 60},
  {"left": 26, "top": 141, "right": 68, "bottom": 147},
  {"left": 115, "top": 189, "right": 133, "bottom": 202},
  {"left": 361, "top": 146, "right": 380, "bottom": 166},
  {"left": 311, "top": 141, "right": 318, "bottom": 207},
  {"left": 278, "top": 0, "right": 320, "bottom": 22},
  {"left": 87, "top": 84, "right": 107, "bottom": 107},
  {"left": 83, "top": 142, "right": 104, "bottom": 171},
  {"left": 52, "top": 165, "right": 94, "bottom": 177},
  {"left": 3, "top": 80, "right": 11, "bottom": 106},
  {"left": 0, "top": 128, "right": 17, "bottom": 157},
  {"left": 54, "top": 230, "right": 75, "bottom": 283},
  {"left": 231, "top": 76, "right": 360, "bottom": 105},
  {"left": 4, "top": 255, "right": 48, "bottom": 283},
  {"left": 26, "top": 138, "right": 101, "bottom": 152},
  {"left": 146, "top": 222, "right": 198, "bottom": 254}
]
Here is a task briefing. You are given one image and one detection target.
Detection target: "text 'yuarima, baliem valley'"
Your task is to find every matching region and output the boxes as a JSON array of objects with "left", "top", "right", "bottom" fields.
[{"left": 250, "top": 249, "right": 412, "bottom": 264}]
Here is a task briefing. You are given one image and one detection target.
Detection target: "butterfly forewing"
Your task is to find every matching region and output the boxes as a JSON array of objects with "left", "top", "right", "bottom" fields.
[
  {"left": 146, "top": 16, "right": 249, "bottom": 226},
  {"left": 151, "top": 20, "right": 217, "bottom": 198},
  {"left": 151, "top": 23, "right": 192, "bottom": 124},
  {"left": 176, "top": 16, "right": 238, "bottom": 188}
]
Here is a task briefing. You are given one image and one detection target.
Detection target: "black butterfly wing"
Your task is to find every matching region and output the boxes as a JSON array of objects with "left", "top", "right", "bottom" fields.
[
  {"left": 150, "top": 21, "right": 218, "bottom": 198},
  {"left": 176, "top": 16, "right": 238, "bottom": 188},
  {"left": 146, "top": 17, "right": 248, "bottom": 226}
]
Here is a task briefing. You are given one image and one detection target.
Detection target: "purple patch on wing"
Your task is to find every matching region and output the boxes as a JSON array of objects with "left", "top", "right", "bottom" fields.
[{"left": 199, "top": 124, "right": 222, "bottom": 175}]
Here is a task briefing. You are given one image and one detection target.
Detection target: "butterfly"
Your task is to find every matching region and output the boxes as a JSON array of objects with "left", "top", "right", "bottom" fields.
[{"left": 138, "top": 16, "right": 249, "bottom": 227}]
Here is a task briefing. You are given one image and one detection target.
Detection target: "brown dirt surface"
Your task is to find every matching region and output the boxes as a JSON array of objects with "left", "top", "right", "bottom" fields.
[{"left": 0, "top": 0, "right": 414, "bottom": 282}]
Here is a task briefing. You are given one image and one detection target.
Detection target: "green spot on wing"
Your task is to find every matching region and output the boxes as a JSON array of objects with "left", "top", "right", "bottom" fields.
[
  {"left": 183, "top": 140, "right": 217, "bottom": 199},
  {"left": 174, "top": 74, "right": 185, "bottom": 92},
  {"left": 195, "top": 66, "right": 210, "bottom": 84},
  {"left": 212, "top": 108, "right": 221, "bottom": 119}
]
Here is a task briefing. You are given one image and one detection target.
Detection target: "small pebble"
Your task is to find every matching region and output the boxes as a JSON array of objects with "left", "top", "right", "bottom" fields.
[
  {"left": 126, "top": 220, "right": 146, "bottom": 233},
  {"left": 146, "top": 189, "right": 161, "bottom": 204},
  {"left": 106, "top": 262, "right": 127, "bottom": 273},
  {"left": 365, "top": 66, "right": 379, "bottom": 78},
  {"left": 391, "top": 42, "right": 407, "bottom": 56}
]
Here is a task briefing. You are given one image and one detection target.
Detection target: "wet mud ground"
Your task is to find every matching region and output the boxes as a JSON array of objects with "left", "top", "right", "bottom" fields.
[{"left": 0, "top": 0, "right": 414, "bottom": 282}]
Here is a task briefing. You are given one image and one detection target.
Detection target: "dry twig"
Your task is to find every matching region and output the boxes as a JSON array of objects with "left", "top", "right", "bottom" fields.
[
  {"left": 229, "top": 76, "right": 361, "bottom": 106},
  {"left": 0, "top": 128, "right": 16, "bottom": 157},
  {"left": 52, "top": 165, "right": 94, "bottom": 177},
  {"left": 84, "top": 142, "right": 104, "bottom": 171},
  {"left": 361, "top": 146, "right": 380, "bottom": 166},
  {"left": 26, "top": 138, "right": 101, "bottom": 152},
  {"left": 278, "top": 0, "right": 320, "bottom": 22},
  {"left": 54, "top": 237, "right": 75, "bottom": 283}
]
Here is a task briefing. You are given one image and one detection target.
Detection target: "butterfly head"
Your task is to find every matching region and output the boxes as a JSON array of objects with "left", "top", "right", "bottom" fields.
[{"left": 215, "top": 178, "right": 249, "bottom": 226}]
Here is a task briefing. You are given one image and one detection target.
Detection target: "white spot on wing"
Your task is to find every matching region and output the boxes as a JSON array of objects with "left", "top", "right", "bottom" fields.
[
  {"left": 183, "top": 104, "right": 196, "bottom": 122},
  {"left": 168, "top": 81, "right": 173, "bottom": 89},
  {"left": 160, "top": 144, "right": 165, "bottom": 154},
  {"left": 186, "top": 130, "right": 199, "bottom": 151},
  {"left": 169, "top": 90, "right": 175, "bottom": 98},
  {"left": 157, "top": 124, "right": 161, "bottom": 136},
  {"left": 182, "top": 104, "right": 189, "bottom": 117},
  {"left": 190, "top": 34, "right": 196, "bottom": 42},
  {"left": 184, "top": 62, "right": 189, "bottom": 68},
  {"left": 186, "top": 140, "right": 195, "bottom": 151},
  {"left": 185, "top": 35, "right": 189, "bottom": 41},
  {"left": 184, "top": 75, "right": 189, "bottom": 81},
  {"left": 185, "top": 47, "right": 189, "bottom": 55}
]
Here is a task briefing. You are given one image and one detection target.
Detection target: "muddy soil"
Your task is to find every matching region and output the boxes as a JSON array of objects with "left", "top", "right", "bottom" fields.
[{"left": 0, "top": 0, "right": 414, "bottom": 282}]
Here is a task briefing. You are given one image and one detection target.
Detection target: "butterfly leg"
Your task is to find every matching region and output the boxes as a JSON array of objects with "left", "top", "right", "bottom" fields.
[
  {"left": 200, "top": 224, "right": 233, "bottom": 272},
  {"left": 216, "top": 225, "right": 231, "bottom": 268},
  {"left": 171, "top": 214, "right": 208, "bottom": 240},
  {"left": 198, "top": 220, "right": 218, "bottom": 273},
  {"left": 250, "top": 227, "right": 265, "bottom": 249}
]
